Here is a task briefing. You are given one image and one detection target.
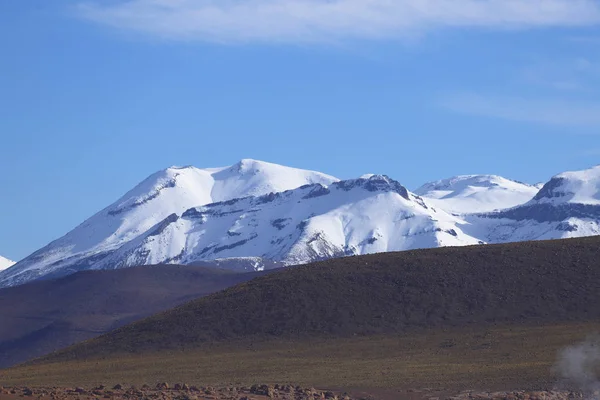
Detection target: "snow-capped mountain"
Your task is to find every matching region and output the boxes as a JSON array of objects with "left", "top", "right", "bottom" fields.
[
  {"left": 0, "top": 159, "right": 338, "bottom": 287},
  {"left": 5, "top": 160, "right": 600, "bottom": 289},
  {"left": 0, "top": 256, "right": 15, "bottom": 271},
  {"left": 415, "top": 175, "right": 539, "bottom": 214},
  {"left": 62, "top": 175, "right": 481, "bottom": 270},
  {"left": 530, "top": 166, "right": 600, "bottom": 206},
  {"left": 464, "top": 165, "right": 600, "bottom": 243}
]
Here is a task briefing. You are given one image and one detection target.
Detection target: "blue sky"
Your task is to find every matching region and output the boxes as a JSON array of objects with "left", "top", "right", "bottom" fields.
[{"left": 2, "top": 0, "right": 600, "bottom": 260}]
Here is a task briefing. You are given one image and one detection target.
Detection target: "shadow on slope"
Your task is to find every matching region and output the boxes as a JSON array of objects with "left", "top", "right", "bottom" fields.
[
  {"left": 0, "top": 265, "right": 268, "bottom": 368},
  {"left": 44, "top": 236, "right": 600, "bottom": 362}
]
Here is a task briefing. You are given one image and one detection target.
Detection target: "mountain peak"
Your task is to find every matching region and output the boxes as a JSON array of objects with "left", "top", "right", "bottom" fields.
[
  {"left": 91, "top": 171, "right": 478, "bottom": 269},
  {"left": 237, "top": 158, "right": 264, "bottom": 167},
  {"left": 415, "top": 174, "right": 538, "bottom": 214},
  {"left": 532, "top": 165, "right": 600, "bottom": 205},
  {"left": 0, "top": 160, "right": 339, "bottom": 288},
  {"left": 165, "top": 165, "right": 195, "bottom": 171},
  {"left": 416, "top": 174, "right": 534, "bottom": 193},
  {"left": 0, "top": 255, "right": 15, "bottom": 272},
  {"left": 229, "top": 159, "right": 300, "bottom": 176},
  {"left": 331, "top": 175, "right": 410, "bottom": 200},
  {"left": 9, "top": 161, "right": 600, "bottom": 289}
]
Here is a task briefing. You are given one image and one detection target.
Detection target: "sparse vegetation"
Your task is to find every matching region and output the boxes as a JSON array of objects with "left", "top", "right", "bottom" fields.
[
  {"left": 39, "top": 236, "right": 600, "bottom": 360},
  {"left": 3, "top": 236, "right": 600, "bottom": 392},
  {"left": 0, "top": 265, "right": 265, "bottom": 368},
  {"left": 3, "top": 323, "right": 600, "bottom": 391}
]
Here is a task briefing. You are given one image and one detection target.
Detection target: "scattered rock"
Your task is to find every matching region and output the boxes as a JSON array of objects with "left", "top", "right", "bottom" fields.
[{"left": 0, "top": 385, "right": 584, "bottom": 400}]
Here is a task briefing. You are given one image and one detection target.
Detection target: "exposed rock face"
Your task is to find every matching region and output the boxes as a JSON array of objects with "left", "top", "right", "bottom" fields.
[{"left": 482, "top": 203, "right": 600, "bottom": 223}]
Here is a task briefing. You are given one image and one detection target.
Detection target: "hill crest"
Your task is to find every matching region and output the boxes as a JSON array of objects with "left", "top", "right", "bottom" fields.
[{"left": 43, "top": 236, "right": 600, "bottom": 362}]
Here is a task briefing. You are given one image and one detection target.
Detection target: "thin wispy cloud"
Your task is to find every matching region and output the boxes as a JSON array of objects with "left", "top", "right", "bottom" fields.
[
  {"left": 520, "top": 58, "right": 600, "bottom": 91},
  {"left": 76, "top": 0, "right": 600, "bottom": 44},
  {"left": 568, "top": 35, "right": 600, "bottom": 44},
  {"left": 440, "top": 93, "right": 600, "bottom": 128}
]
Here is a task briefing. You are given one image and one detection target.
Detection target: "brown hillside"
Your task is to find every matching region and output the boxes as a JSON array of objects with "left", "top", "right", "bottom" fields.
[
  {"left": 0, "top": 265, "right": 266, "bottom": 368},
  {"left": 43, "top": 236, "right": 600, "bottom": 362}
]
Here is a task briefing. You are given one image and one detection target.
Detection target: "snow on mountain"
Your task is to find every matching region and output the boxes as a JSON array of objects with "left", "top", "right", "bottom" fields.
[
  {"left": 0, "top": 256, "right": 15, "bottom": 271},
  {"left": 463, "top": 165, "right": 600, "bottom": 243},
  {"left": 415, "top": 175, "right": 539, "bottom": 214},
  {"left": 6, "top": 161, "right": 600, "bottom": 289},
  {"left": 91, "top": 175, "right": 481, "bottom": 270},
  {"left": 0, "top": 159, "right": 338, "bottom": 288},
  {"left": 529, "top": 165, "right": 600, "bottom": 206}
]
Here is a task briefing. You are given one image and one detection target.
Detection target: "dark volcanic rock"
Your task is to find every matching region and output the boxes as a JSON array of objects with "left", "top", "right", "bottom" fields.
[{"left": 484, "top": 203, "right": 600, "bottom": 223}]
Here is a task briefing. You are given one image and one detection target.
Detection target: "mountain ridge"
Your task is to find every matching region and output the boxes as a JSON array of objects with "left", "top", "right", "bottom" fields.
[
  {"left": 464, "top": 166, "right": 600, "bottom": 243},
  {"left": 414, "top": 174, "right": 540, "bottom": 214},
  {"left": 4, "top": 160, "right": 600, "bottom": 288},
  {"left": 90, "top": 174, "right": 480, "bottom": 269},
  {"left": 0, "top": 159, "right": 337, "bottom": 287}
]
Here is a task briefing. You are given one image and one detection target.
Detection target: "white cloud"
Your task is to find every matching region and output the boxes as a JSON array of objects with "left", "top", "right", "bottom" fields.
[
  {"left": 76, "top": 0, "right": 600, "bottom": 44},
  {"left": 440, "top": 93, "right": 600, "bottom": 128}
]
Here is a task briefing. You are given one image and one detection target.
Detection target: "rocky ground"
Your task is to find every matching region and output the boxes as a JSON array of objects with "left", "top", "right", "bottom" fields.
[
  {"left": 0, "top": 384, "right": 359, "bottom": 400},
  {"left": 0, "top": 385, "right": 594, "bottom": 400},
  {"left": 446, "top": 390, "right": 592, "bottom": 400}
]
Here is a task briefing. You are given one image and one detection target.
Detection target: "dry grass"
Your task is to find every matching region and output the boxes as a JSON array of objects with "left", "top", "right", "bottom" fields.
[
  {"left": 3, "top": 322, "right": 599, "bottom": 392},
  {"left": 5, "top": 237, "right": 600, "bottom": 393}
]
